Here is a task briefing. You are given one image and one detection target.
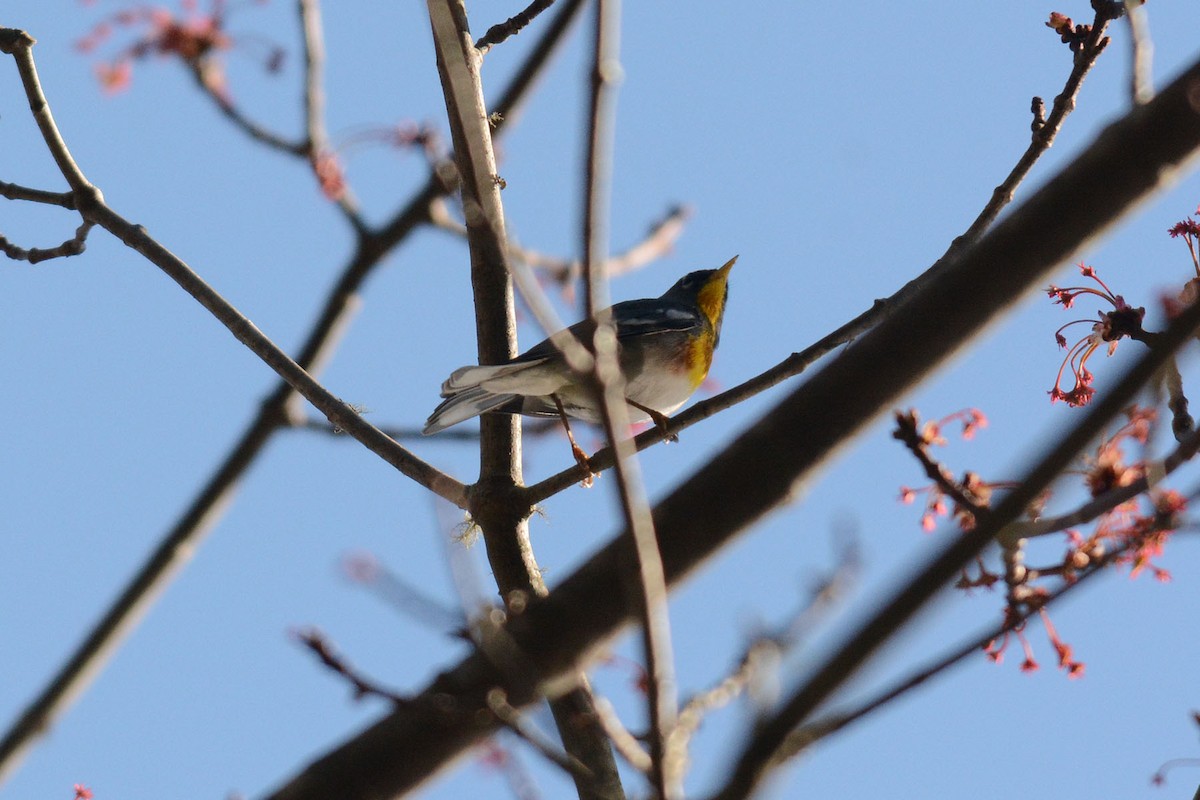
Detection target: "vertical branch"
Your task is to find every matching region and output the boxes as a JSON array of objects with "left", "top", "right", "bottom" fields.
[
  {"left": 0, "top": 0, "right": 591, "bottom": 785},
  {"left": 1123, "top": 0, "right": 1154, "bottom": 105},
  {"left": 425, "top": 4, "right": 626, "bottom": 799},
  {"left": 295, "top": 0, "right": 360, "bottom": 226},
  {"left": 0, "top": 30, "right": 466, "bottom": 784},
  {"left": 709, "top": 294, "right": 1200, "bottom": 800},
  {"left": 299, "top": 0, "right": 328, "bottom": 150},
  {"left": 426, "top": 0, "right": 527, "bottom": 573},
  {"left": 579, "top": 0, "right": 679, "bottom": 797},
  {"left": 258, "top": 55, "right": 1200, "bottom": 800}
]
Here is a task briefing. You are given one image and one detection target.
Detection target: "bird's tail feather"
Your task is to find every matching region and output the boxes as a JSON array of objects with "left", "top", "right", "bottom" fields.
[
  {"left": 440, "top": 357, "right": 558, "bottom": 396},
  {"left": 423, "top": 387, "right": 519, "bottom": 434}
]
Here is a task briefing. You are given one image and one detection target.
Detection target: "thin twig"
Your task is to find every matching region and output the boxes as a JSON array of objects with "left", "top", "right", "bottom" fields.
[
  {"left": 294, "top": 627, "right": 410, "bottom": 703},
  {"left": 261, "top": 57, "right": 1200, "bottom": 800},
  {"left": 674, "top": 547, "right": 859, "bottom": 755},
  {"left": 424, "top": 4, "right": 626, "bottom": 799},
  {"left": 429, "top": 201, "right": 691, "bottom": 286},
  {"left": 780, "top": 530, "right": 1160, "bottom": 765},
  {"left": 892, "top": 410, "right": 986, "bottom": 519},
  {"left": 106, "top": 203, "right": 467, "bottom": 503},
  {"left": 1, "top": 220, "right": 93, "bottom": 263},
  {"left": 341, "top": 551, "right": 466, "bottom": 634},
  {"left": 476, "top": 0, "right": 556, "bottom": 54},
  {"left": 299, "top": 0, "right": 329, "bottom": 159},
  {"left": 524, "top": 9, "right": 1120, "bottom": 504},
  {"left": 175, "top": 2, "right": 367, "bottom": 229},
  {"left": 486, "top": 689, "right": 595, "bottom": 784},
  {"left": 951, "top": 5, "right": 1118, "bottom": 251},
  {"left": 10, "top": 33, "right": 455, "bottom": 495},
  {"left": 296, "top": 0, "right": 363, "bottom": 227},
  {"left": 293, "top": 415, "right": 561, "bottom": 441},
  {"left": 998, "top": 413, "right": 1200, "bottom": 546},
  {"left": 0, "top": 180, "right": 75, "bottom": 207},
  {"left": 0, "top": 2, "right": 587, "bottom": 777},
  {"left": 1123, "top": 0, "right": 1154, "bottom": 105},
  {"left": 710, "top": 295, "right": 1200, "bottom": 800},
  {"left": 186, "top": 61, "right": 306, "bottom": 155},
  {"left": 579, "top": 0, "right": 679, "bottom": 796},
  {"left": 592, "top": 697, "right": 652, "bottom": 773}
]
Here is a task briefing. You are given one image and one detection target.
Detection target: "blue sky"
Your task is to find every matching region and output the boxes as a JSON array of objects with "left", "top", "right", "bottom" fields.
[{"left": 3, "top": 2, "right": 1200, "bottom": 799}]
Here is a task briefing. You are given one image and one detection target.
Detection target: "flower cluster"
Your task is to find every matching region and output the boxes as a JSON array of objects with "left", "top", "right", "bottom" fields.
[
  {"left": 985, "top": 608, "right": 1084, "bottom": 678},
  {"left": 1045, "top": 11, "right": 1094, "bottom": 52},
  {"left": 76, "top": 0, "right": 281, "bottom": 96},
  {"left": 1045, "top": 3, "right": 1140, "bottom": 53},
  {"left": 1168, "top": 204, "right": 1200, "bottom": 277},
  {"left": 316, "top": 122, "right": 443, "bottom": 201},
  {"left": 1064, "top": 488, "right": 1183, "bottom": 584},
  {"left": 1046, "top": 263, "right": 1145, "bottom": 407},
  {"left": 985, "top": 407, "right": 1180, "bottom": 676},
  {"left": 898, "top": 402, "right": 1181, "bottom": 678},
  {"left": 900, "top": 470, "right": 1002, "bottom": 533},
  {"left": 896, "top": 408, "right": 997, "bottom": 532}
]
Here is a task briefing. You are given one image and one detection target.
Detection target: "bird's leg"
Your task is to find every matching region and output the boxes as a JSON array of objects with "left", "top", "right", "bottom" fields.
[
  {"left": 627, "top": 398, "right": 678, "bottom": 442},
  {"left": 552, "top": 394, "right": 594, "bottom": 487}
]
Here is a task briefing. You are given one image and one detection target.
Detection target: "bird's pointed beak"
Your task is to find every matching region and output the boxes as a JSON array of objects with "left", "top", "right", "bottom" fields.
[{"left": 717, "top": 255, "right": 737, "bottom": 278}]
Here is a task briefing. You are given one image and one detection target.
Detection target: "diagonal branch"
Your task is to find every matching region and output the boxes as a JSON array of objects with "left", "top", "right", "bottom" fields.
[
  {"left": 0, "top": 2, "right": 587, "bottom": 781},
  {"left": 475, "top": 0, "right": 556, "bottom": 54},
  {"left": 429, "top": 200, "right": 690, "bottom": 286},
  {"left": 523, "top": 7, "right": 1120, "bottom": 503},
  {"left": 1000, "top": 416, "right": 1200, "bottom": 544},
  {"left": 260, "top": 50, "right": 1200, "bottom": 800},
  {"left": 778, "top": 527, "right": 1158, "bottom": 767},
  {"left": 577, "top": 0, "right": 678, "bottom": 797},
  {"left": 711, "top": 294, "right": 1200, "bottom": 800},
  {"left": 9, "top": 31, "right": 453, "bottom": 497},
  {"left": 426, "top": 3, "right": 626, "bottom": 800},
  {"left": 295, "top": 0, "right": 363, "bottom": 227}
]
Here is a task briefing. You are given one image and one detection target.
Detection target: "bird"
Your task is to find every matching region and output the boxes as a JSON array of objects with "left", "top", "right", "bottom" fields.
[{"left": 424, "top": 256, "right": 736, "bottom": 476}]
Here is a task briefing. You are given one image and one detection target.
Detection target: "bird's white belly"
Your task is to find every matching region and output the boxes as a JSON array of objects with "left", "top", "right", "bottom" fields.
[{"left": 555, "top": 368, "right": 696, "bottom": 424}]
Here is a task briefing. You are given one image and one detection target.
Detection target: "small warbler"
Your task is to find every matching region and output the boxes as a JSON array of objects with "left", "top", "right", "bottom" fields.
[{"left": 424, "top": 256, "right": 735, "bottom": 470}]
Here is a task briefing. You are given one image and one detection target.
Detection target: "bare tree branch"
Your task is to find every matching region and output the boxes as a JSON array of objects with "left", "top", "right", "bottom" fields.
[
  {"left": 0, "top": 179, "right": 75, "bottom": 207},
  {"left": 260, "top": 53, "right": 1200, "bottom": 800},
  {"left": 1165, "top": 356, "right": 1194, "bottom": 439},
  {"left": 524, "top": 6, "right": 1121, "bottom": 502},
  {"left": 429, "top": 201, "right": 691, "bottom": 287},
  {"left": 577, "top": 0, "right": 678, "bottom": 796},
  {"left": 592, "top": 697, "right": 652, "bottom": 774},
  {"left": 7, "top": 31, "right": 464, "bottom": 501},
  {"left": 108, "top": 211, "right": 467, "bottom": 503},
  {"left": 672, "top": 546, "right": 859, "bottom": 762},
  {"left": 950, "top": 4, "right": 1117, "bottom": 250},
  {"left": 711, "top": 268, "right": 1200, "bottom": 800},
  {"left": 295, "top": 0, "right": 364, "bottom": 227},
  {"left": 1124, "top": 0, "right": 1154, "bottom": 105},
  {"left": 425, "top": 3, "right": 626, "bottom": 799},
  {"left": 892, "top": 410, "right": 986, "bottom": 519},
  {"left": 778, "top": 528, "right": 1158, "bottom": 767},
  {"left": 0, "top": 219, "right": 92, "bottom": 263},
  {"left": 186, "top": 62, "right": 307, "bottom": 155},
  {"left": 0, "top": 1, "right": 587, "bottom": 778},
  {"left": 487, "top": 689, "right": 595, "bottom": 785},
  {"left": 475, "top": 0, "right": 556, "bottom": 54},
  {"left": 999, "top": 409, "right": 1200, "bottom": 545}
]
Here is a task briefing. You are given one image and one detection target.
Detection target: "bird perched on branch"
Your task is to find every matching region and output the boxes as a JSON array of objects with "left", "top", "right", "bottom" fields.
[{"left": 424, "top": 256, "right": 736, "bottom": 479}]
